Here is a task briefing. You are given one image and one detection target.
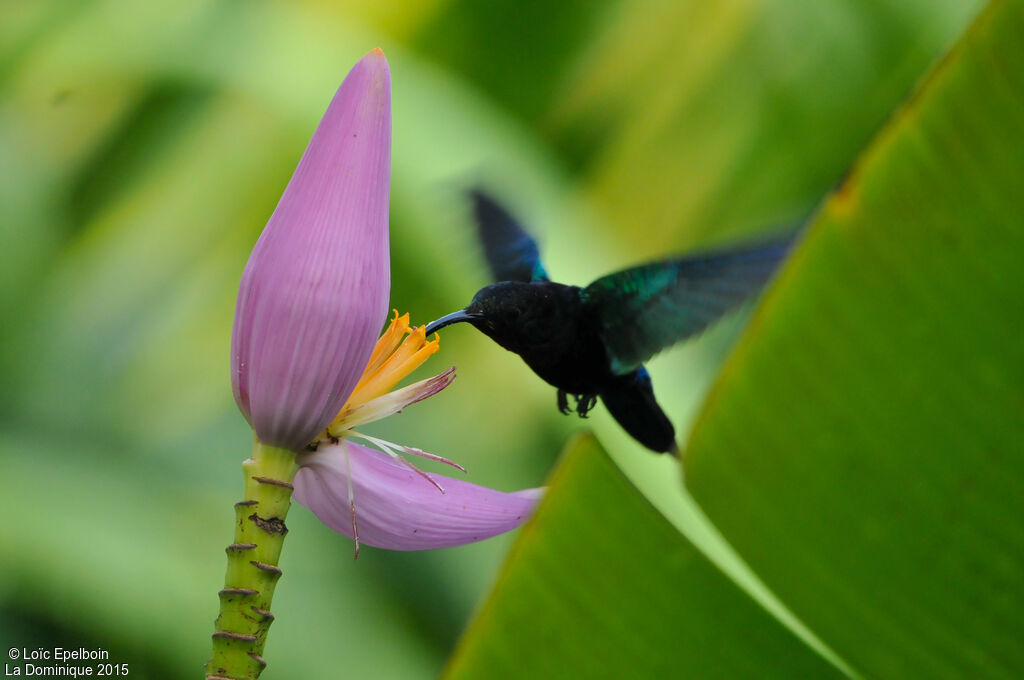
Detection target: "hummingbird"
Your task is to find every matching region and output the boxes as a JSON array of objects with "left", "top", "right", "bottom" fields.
[{"left": 425, "top": 190, "right": 795, "bottom": 454}]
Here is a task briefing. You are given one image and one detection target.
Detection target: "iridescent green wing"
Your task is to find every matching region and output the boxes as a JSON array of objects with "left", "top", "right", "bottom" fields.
[
  {"left": 470, "top": 188, "right": 549, "bottom": 282},
  {"left": 582, "top": 236, "right": 795, "bottom": 374}
]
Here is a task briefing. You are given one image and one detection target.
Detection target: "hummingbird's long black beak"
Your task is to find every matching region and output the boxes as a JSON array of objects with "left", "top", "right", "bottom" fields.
[{"left": 424, "top": 310, "right": 477, "bottom": 335}]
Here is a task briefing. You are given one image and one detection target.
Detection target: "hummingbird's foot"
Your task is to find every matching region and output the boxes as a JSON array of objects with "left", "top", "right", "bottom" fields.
[
  {"left": 574, "top": 393, "right": 599, "bottom": 418},
  {"left": 557, "top": 390, "right": 571, "bottom": 415}
]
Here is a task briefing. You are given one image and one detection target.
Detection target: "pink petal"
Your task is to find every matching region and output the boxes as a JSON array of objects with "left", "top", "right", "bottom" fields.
[
  {"left": 294, "top": 442, "right": 543, "bottom": 551},
  {"left": 231, "top": 50, "right": 392, "bottom": 451}
]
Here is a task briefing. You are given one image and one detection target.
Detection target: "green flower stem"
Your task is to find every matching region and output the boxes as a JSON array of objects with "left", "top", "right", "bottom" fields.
[{"left": 206, "top": 440, "right": 299, "bottom": 680}]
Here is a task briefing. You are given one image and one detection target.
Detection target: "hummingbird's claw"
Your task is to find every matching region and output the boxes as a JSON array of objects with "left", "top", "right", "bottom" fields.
[{"left": 557, "top": 390, "right": 571, "bottom": 415}]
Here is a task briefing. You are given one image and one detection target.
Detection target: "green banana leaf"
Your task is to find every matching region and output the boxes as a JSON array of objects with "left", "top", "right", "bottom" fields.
[
  {"left": 683, "top": 0, "right": 1024, "bottom": 677},
  {"left": 443, "top": 435, "right": 843, "bottom": 679}
]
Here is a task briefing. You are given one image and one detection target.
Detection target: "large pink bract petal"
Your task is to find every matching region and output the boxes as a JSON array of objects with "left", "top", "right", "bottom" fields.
[
  {"left": 294, "top": 442, "right": 543, "bottom": 550},
  {"left": 232, "top": 50, "right": 392, "bottom": 451}
]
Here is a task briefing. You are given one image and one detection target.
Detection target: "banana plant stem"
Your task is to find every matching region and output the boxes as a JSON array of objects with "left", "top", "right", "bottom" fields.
[{"left": 205, "top": 440, "right": 299, "bottom": 680}]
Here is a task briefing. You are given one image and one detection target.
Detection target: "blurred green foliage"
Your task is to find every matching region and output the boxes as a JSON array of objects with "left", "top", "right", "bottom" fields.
[{"left": 3, "top": 0, "right": 1015, "bottom": 678}]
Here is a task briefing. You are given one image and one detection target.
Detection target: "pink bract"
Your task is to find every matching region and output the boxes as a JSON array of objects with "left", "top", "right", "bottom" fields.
[
  {"left": 295, "top": 442, "right": 543, "bottom": 551},
  {"left": 231, "top": 50, "right": 391, "bottom": 451}
]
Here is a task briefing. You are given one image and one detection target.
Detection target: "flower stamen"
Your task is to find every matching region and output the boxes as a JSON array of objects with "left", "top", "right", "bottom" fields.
[
  {"left": 318, "top": 312, "right": 450, "bottom": 447},
  {"left": 395, "top": 444, "right": 467, "bottom": 473},
  {"left": 343, "top": 441, "right": 360, "bottom": 559},
  {"left": 361, "top": 309, "right": 410, "bottom": 376},
  {"left": 348, "top": 430, "right": 465, "bottom": 472},
  {"left": 325, "top": 368, "right": 456, "bottom": 439},
  {"left": 352, "top": 431, "right": 447, "bottom": 494},
  {"left": 346, "top": 314, "right": 440, "bottom": 410}
]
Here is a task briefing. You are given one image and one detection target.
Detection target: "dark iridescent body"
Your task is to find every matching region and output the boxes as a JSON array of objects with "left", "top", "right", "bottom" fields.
[{"left": 426, "top": 190, "right": 795, "bottom": 454}]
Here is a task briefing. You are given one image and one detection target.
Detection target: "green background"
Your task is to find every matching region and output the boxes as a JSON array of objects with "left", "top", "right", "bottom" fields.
[{"left": 2, "top": 0, "right": 1020, "bottom": 678}]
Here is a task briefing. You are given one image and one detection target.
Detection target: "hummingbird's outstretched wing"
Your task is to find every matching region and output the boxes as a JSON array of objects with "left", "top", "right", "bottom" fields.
[
  {"left": 470, "top": 189, "right": 549, "bottom": 283},
  {"left": 582, "top": 235, "right": 795, "bottom": 375}
]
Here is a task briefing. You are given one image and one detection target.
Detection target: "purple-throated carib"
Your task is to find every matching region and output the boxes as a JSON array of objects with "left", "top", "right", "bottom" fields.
[{"left": 425, "top": 190, "right": 796, "bottom": 454}]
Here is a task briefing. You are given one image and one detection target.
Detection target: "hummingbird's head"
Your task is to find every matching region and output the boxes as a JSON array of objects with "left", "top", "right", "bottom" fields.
[
  {"left": 424, "top": 281, "right": 561, "bottom": 354},
  {"left": 423, "top": 282, "right": 520, "bottom": 336}
]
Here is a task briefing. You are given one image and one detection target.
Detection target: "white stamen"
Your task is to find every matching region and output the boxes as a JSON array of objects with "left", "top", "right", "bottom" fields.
[
  {"left": 348, "top": 431, "right": 465, "bottom": 472},
  {"left": 344, "top": 441, "right": 359, "bottom": 559},
  {"left": 395, "top": 444, "right": 466, "bottom": 473},
  {"left": 351, "top": 431, "right": 447, "bottom": 494}
]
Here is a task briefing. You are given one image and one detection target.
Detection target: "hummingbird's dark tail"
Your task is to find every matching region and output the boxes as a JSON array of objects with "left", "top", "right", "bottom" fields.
[{"left": 600, "top": 369, "right": 677, "bottom": 455}]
